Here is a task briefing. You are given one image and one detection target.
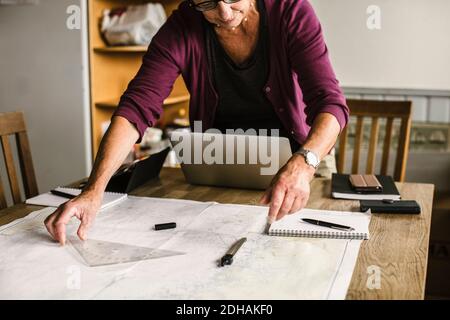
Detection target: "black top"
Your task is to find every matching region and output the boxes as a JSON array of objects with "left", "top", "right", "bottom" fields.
[{"left": 206, "top": 0, "right": 299, "bottom": 151}]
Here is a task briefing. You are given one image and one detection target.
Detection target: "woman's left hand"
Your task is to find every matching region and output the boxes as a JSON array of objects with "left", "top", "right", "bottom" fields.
[{"left": 260, "top": 154, "right": 316, "bottom": 222}]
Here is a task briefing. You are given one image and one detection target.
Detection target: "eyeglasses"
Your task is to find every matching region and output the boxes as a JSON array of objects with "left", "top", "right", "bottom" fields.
[{"left": 190, "top": 0, "right": 242, "bottom": 12}]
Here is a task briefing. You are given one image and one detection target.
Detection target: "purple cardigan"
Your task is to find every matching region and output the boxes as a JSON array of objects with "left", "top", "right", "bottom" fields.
[{"left": 114, "top": 0, "right": 349, "bottom": 144}]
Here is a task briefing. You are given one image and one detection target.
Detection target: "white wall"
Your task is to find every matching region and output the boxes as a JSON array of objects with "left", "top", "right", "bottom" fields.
[
  {"left": 0, "top": 0, "right": 91, "bottom": 203},
  {"left": 309, "top": 0, "right": 450, "bottom": 190},
  {"left": 310, "top": 0, "right": 450, "bottom": 91}
]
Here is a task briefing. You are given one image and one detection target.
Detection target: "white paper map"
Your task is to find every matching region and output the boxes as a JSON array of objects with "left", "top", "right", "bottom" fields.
[{"left": 0, "top": 196, "right": 364, "bottom": 299}]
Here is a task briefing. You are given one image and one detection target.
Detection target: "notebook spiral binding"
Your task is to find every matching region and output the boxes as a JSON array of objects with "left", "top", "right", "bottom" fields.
[{"left": 268, "top": 229, "right": 368, "bottom": 240}]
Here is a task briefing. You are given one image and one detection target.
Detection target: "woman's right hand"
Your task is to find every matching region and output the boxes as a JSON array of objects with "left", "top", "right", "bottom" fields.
[{"left": 44, "top": 190, "right": 103, "bottom": 246}]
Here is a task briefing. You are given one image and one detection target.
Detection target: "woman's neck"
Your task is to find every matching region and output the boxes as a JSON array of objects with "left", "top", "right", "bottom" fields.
[
  {"left": 212, "top": 1, "right": 261, "bottom": 66},
  {"left": 214, "top": 0, "right": 259, "bottom": 37}
]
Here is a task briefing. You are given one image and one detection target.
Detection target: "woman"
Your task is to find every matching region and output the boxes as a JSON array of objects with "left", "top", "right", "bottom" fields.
[{"left": 45, "top": 0, "right": 348, "bottom": 245}]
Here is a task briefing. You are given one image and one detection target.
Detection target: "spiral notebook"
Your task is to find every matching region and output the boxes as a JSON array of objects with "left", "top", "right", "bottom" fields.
[
  {"left": 25, "top": 187, "right": 127, "bottom": 210},
  {"left": 268, "top": 208, "right": 371, "bottom": 240}
]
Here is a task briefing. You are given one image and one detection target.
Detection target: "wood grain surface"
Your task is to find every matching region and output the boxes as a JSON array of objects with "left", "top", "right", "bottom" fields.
[{"left": 0, "top": 167, "right": 433, "bottom": 299}]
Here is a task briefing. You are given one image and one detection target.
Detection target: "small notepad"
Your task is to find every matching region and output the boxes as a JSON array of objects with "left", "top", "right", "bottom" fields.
[
  {"left": 25, "top": 187, "right": 127, "bottom": 210},
  {"left": 268, "top": 208, "right": 371, "bottom": 240}
]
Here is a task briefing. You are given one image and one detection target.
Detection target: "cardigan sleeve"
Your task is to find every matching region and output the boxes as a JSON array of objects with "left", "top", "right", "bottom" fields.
[
  {"left": 286, "top": 0, "right": 349, "bottom": 131},
  {"left": 113, "top": 11, "right": 187, "bottom": 142}
]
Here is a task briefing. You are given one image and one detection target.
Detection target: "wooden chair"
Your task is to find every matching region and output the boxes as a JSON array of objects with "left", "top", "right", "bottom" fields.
[
  {"left": 337, "top": 99, "right": 412, "bottom": 182},
  {"left": 0, "top": 111, "right": 38, "bottom": 209}
]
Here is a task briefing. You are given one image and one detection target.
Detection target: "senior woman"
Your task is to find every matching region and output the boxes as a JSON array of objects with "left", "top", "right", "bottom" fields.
[{"left": 45, "top": 0, "right": 349, "bottom": 245}]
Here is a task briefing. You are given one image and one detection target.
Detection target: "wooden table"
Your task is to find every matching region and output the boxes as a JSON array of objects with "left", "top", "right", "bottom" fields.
[{"left": 0, "top": 168, "right": 434, "bottom": 299}]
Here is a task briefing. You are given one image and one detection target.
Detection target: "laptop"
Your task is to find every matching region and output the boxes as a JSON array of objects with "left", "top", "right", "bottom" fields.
[
  {"left": 169, "top": 131, "right": 292, "bottom": 190},
  {"left": 106, "top": 146, "right": 170, "bottom": 193}
]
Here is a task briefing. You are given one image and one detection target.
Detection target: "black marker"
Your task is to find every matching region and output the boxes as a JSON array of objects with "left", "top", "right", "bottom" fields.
[
  {"left": 50, "top": 189, "right": 77, "bottom": 200},
  {"left": 154, "top": 222, "right": 176, "bottom": 231}
]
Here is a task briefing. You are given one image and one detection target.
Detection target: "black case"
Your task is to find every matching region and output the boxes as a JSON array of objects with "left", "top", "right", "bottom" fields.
[
  {"left": 360, "top": 200, "right": 421, "bottom": 214},
  {"left": 106, "top": 147, "right": 170, "bottom": 193}
]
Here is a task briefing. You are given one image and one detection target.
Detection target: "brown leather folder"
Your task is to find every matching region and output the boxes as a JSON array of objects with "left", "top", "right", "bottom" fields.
[{"left": 349, "top": 174, "right": 383, "bottom": 193}]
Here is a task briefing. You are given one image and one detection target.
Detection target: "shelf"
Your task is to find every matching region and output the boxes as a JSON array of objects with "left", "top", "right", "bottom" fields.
[
  {"left": 93, "top": 46, "right": 148, "bottom": 53},
  {"left": 95, "top": 99, "right": 119, "bottom": 109},
  {"left": 95, "top": 94, "right": 190, "bottom": 109},
  {"left": 163, "top": 94, "right": 190, "bottom": 105},
  {"left": 88, "top": 0, "right": 188, "bottom": 156}
]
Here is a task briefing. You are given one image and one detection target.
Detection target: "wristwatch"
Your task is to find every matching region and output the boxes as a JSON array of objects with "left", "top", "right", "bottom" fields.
[{"left": 294, "top": 148, "right": 320, "bottom": 169}]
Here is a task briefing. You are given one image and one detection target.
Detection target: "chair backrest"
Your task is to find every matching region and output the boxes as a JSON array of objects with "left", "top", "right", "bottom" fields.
[
  {"left": 0, "top": 111, "right": 38, "bottom": 209},
  {"left": 337, "top": 99, "right": 412, "bottom": 182}
]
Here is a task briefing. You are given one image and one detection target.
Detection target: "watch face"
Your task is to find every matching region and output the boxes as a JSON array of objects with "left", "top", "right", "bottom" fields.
[{"left": 306, "top": 152, "right": 319, "bottom": 166}]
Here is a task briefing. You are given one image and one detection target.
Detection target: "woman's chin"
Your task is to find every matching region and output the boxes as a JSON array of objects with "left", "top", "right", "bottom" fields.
[{"left": 222, "top": 19, "right": 243, "bottom": 29}]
